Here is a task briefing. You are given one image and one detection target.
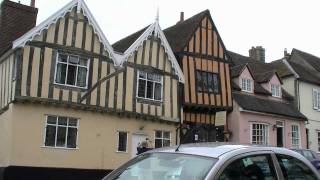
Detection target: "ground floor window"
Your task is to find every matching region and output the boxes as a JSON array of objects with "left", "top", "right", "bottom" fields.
[
  {"left": 44, "top": 115, "right": 78, "bottom": 148},
  {"left": 155, "top": 130, "right": 170, "bottom": 148},
  {"left": 291, "top": 125, "right": 300, "bottom": 148},
  {"left": 251, "top": 123, "right": 269, "bottom": 145},
  {"left": 117, "top": 131, "right": 128, "bottom": 152}
]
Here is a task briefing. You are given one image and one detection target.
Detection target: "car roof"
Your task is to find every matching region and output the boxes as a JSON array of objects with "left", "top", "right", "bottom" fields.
[{"left": 148, "top": 143, "right": 293, "bottom": 158}]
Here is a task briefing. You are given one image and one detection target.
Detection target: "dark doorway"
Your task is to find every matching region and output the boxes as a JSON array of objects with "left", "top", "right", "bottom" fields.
[
  {"left": 276, "top": 123, "right": 284, "bottom": 147},
  {"left": 179, "top": 123, "right": 224, "bottom": 144}
]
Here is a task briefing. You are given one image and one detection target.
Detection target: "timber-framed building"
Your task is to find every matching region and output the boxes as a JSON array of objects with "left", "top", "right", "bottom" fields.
[
  {"left": 0, "top": 0, "right": 184, "bottom": 179},
  {"left": 113, "top": 10, "right": 233, "bottom": 143}
]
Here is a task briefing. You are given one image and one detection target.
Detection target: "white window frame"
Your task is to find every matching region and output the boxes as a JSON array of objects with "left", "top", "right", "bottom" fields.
[
  {"left": 313, "top": 89, "right": 320, "bottom": 111},
  {"left": 154, "top": 130, "right": 171, "bottom": 148},
  {"left": 250, "top": 123, "right": 269, "bottom": 145},
  {"left": 136, "top": 70, "right": 163, "bottom": 102},
  {"left": 271, "top": 84, "right": 281, "bottom": 98},
  {"left": 54, "top": 53, "right": 90, "bottom": 89},
  {"left": 43, "top": 115, "right": 79, "bottom": 149},
  {"left": 116, "top": 131, "right": 128, "bottom": 153},
  {"left": 241, "top": 78, "right": 253, "bottom": 93},
  {"left": 291, "top": 124, "right": 301, "bottom": 148}
]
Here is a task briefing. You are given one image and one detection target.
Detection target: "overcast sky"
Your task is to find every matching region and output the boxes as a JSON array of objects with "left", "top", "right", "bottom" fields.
[{"left": 6, "top": 0, "right": 320, "bottom": 62}]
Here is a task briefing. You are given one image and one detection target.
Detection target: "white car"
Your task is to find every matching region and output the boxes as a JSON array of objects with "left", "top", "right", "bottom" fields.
[{"left": 103, "top": 143, "right": 320, "bottom": 180}]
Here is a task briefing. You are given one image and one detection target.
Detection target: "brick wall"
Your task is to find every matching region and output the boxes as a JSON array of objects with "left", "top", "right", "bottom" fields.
[{"left": 0, "top": 0, "right": 38, "bottom": 56}]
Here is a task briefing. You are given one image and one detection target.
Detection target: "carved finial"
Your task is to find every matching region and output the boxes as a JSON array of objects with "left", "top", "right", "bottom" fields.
[
  {"left": 77, "top": 0, "right": 82, "bottom": 14},
  {"left": 155, "top": 6, "right": 159, "bottom": 22}
]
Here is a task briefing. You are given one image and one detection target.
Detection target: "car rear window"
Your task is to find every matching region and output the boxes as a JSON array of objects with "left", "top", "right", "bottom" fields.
[{"left": 106, "top": 153, "right": 217, "bottom": 180}]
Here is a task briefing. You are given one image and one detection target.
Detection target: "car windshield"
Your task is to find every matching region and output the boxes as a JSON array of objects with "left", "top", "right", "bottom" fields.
[{"left": 106, "top": 152, "right": 217, "bottom": 180}]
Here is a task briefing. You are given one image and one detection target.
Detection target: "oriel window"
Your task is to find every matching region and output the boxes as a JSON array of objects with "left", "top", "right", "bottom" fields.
[{"left": 55, "top": 53, "right": 89, "bottom": 88}]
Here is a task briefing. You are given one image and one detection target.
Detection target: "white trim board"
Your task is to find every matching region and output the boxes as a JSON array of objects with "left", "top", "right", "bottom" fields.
[{"left": 12, "top": 0, "right": 119, "bottom": 66}]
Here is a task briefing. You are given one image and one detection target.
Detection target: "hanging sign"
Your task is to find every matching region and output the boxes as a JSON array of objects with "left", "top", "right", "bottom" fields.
[{"left": 215, "top": 111, "right": 227, "bottom": 126}]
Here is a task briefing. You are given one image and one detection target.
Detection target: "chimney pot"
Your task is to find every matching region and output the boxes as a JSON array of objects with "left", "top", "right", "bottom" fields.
[{"left": 180, "top": 12, "right": 184, "bottom": 22}]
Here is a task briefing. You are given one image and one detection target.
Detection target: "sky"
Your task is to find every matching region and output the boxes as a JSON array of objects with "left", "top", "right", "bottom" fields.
[{"left": 5, "top": 0, "right": 320, "bottom": 62}]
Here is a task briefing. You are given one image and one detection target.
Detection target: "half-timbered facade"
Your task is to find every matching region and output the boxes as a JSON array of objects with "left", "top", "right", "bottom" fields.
[
  {"left": 164, "top": 11, "right": 233, "bottom": 142},
  {"left": 113, "top": 10, "right": 233, "bottom": 144},
  {"left": 0, "top": 0, "right": 183, "bottom": 179}
]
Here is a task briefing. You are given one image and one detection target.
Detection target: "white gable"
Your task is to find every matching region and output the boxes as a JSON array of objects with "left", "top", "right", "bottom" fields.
[
  {"left": 12, "top": 0, "right": 119, "bottom": 65},
  {"left": 120, "top": 21, "right": 185, "bottom": 83}
]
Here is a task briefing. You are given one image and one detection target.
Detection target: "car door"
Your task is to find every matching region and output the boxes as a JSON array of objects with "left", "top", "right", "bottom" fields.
[
  {"left": 275, "top": 153, "right": 319, "bottom": 180},
  {"left": 212, "top": 151, "right": 282, "bottom": 180}
]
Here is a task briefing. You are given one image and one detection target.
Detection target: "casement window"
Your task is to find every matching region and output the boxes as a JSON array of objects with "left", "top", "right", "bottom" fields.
[
  {"left": 241, "top": 78, "right": 253, "bottom": 93},
  {"left": 117, "top": 131, "right": 128, "bottom": 152},
  {"left": 196, "top": 70, "right": 220, "bottom": 94},
  {"left": 251, "top": 123, "right": 269, "bottom": 145},
  {"left": 44, "top": 115, "right": 78, "bottom": 149},
  {"left": 271, "top": 84, "right": 281, "bottom": 97},
  {"left": 55, "top": 53, "right": 89, "bottom": 88},
  {"left": 155, "top": 130, "right": 170, "bottom": 148},
  {"left": 291, "top": 125, "right": 300, "bottom": 148},
  {"left": 137, "top": 71, "right": 163, "bottom": 101},
  {"left": 313, "top": 89, "right": 320, "bottom": 110}
]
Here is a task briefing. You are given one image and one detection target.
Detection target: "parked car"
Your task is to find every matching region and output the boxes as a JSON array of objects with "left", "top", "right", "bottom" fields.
[
  {"left": 103, "top": 143, "right": 320, "bottom": 180},
  {"left": 291, "top": 148, "right": 320, "bottom": 170}
]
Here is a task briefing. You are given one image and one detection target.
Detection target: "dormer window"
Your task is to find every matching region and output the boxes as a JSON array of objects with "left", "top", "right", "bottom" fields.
[
  {"left": 271, "top": 84, "right": 281, "bottom": 97},
  {"left": 241, "top": 78, "right": 253, "bottom": 93},
  {"left": 54, "top": 53, "right": 89, "bottom": 88}
]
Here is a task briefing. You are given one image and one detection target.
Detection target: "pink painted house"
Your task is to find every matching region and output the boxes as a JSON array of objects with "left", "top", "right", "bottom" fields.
[{"left": 227, "top": 51, "right": 307, "bottom": 148}]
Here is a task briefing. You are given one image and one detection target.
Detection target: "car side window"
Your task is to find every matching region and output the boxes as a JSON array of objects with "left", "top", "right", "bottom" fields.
[
  {"left": 276, "top": 154, "right": 317, "bottom": 180},
  {"left": 218, "top": 154, "right": 277, "bottom": 180}
]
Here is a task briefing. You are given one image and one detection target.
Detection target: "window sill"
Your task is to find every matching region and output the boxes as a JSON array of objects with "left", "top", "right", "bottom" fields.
[
  {"left": 53, "top": 83, "right": 88, "bottom": 92},
  {"left": 116, "top": 151, "right": 128, "bottom": 154},
  {"left": 41, "top": 146, "right": 79, "bottom": 150},
  {"left": 136, "top": 97, "right": 162, "bottom": 106}
]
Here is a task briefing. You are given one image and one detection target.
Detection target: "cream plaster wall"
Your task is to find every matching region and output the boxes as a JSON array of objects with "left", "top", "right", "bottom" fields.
[
  {"left": 8, "top": 104, "right": 177, "bottom": 170},
  {"left": 298, "top": 81, "right": 320, "bottom": 151},
  {"left": 0, "top": 106, "right": 12, "bottom": 167}
]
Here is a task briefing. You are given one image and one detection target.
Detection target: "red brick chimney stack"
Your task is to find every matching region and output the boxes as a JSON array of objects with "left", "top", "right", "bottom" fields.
[{"left": 0, "top": 0, "right": 38, "bottom": 56}]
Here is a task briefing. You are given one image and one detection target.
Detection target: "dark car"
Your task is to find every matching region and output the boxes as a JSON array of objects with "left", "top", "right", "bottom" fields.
[{"left": 292, "top": 149, "right": 320, "bottom": 170}]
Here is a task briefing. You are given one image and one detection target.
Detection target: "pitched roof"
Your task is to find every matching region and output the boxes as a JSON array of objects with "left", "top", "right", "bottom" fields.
[
  {"left": 288, "top": 61, "right": 320, "bottom": 85},
  {"left": 233, "top": 92, "right": 306, "bottom": 120},
  {"left": 163, "top": 10, "right": 208, "bottom": 52},
  {"left": 12, "top": 0, "right": 119, "bottom": 65},
  {"left": 228, "top": 50, "right": 280, "bottom": 83},
  {"left": 269, "top": 59, "right": 293, "bottom": 78},
  {"left": 112, "top": 26, "right": 148, "bottom": 53},
  {"left": 292, "top": 48, "right": 320, "bottom": 72},
  {"left": 112, "top": 10, "right": 209, "bottom": 54}
]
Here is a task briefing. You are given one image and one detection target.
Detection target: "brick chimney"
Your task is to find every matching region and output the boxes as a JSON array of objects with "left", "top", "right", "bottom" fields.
[
  {"left": 0, "top": 0, "right": 38, "bottom": 56},
  {"left": 249, "top": 46, "right": 265, "bottom": 63},
  {"left": 176, "top": 12, "right": 184, "bottom": 24}
]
